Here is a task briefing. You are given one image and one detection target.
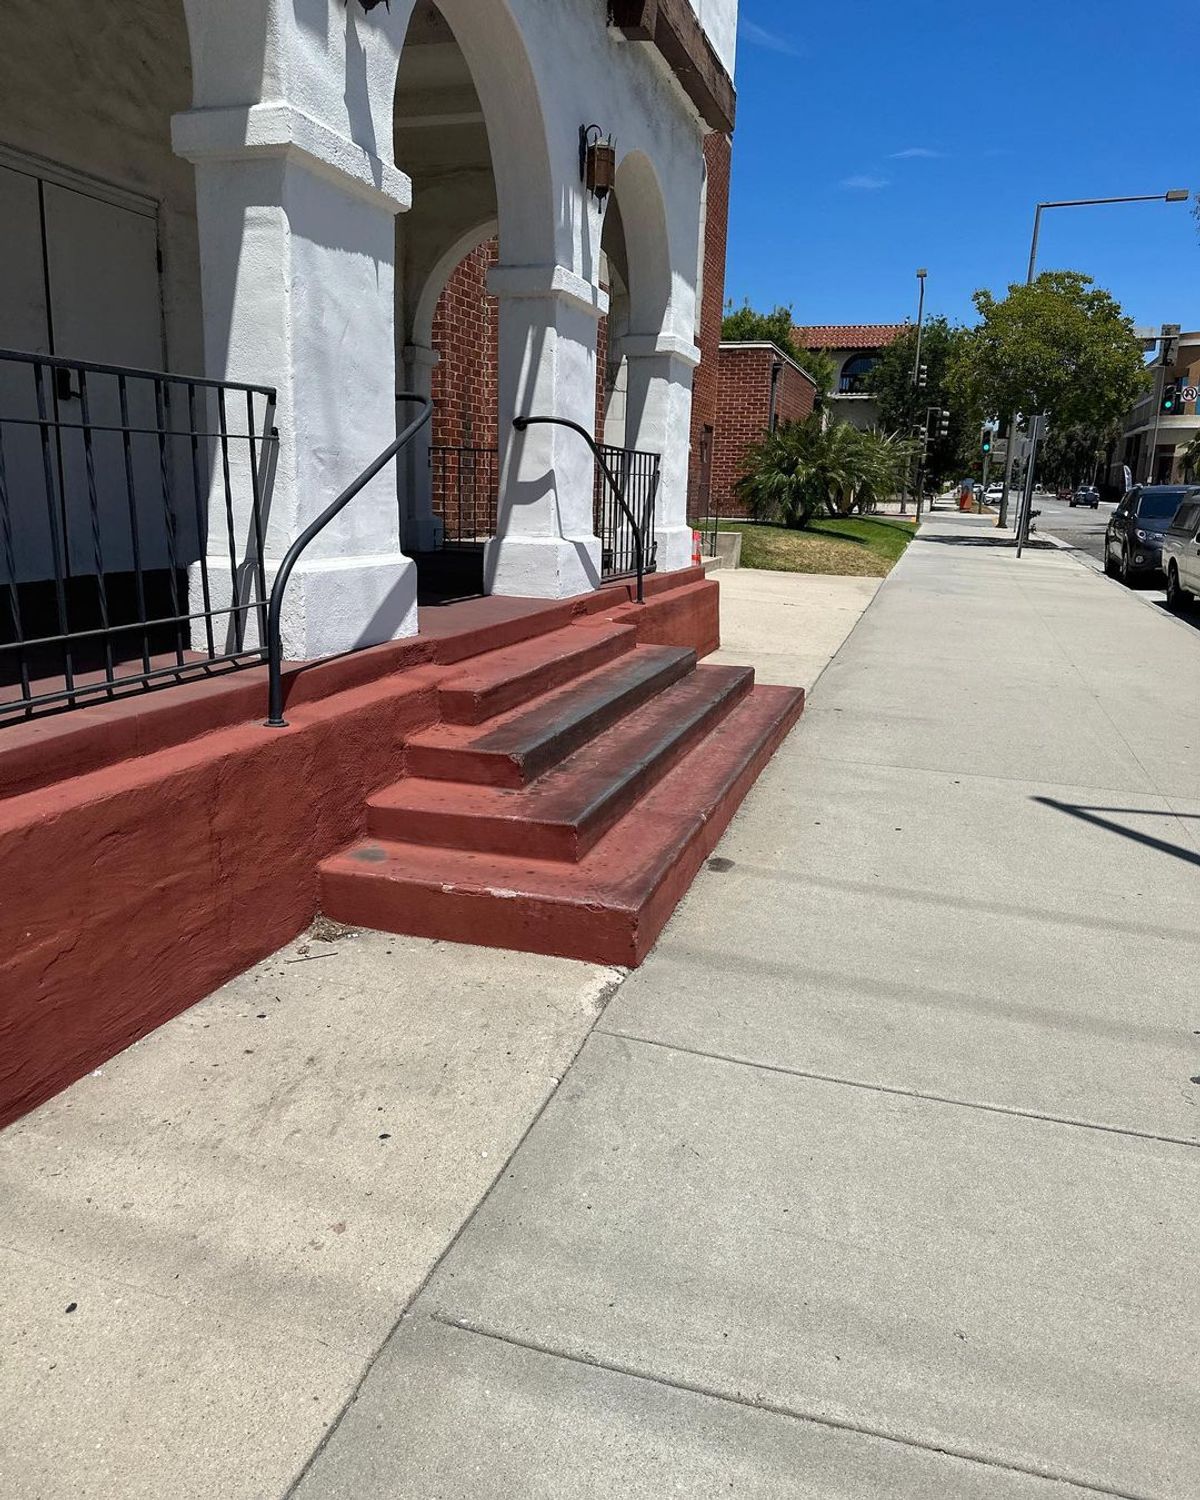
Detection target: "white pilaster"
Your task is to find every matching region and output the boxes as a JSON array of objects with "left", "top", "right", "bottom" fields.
[
  {"left": 173, "top": 93, "right": 416, "bottom": 659},
  {"left": 484, "top": 264, "right": 608, "bottom": 599},
  {"left": 622, "top": 333, "right": 702, "bottom": 574}
]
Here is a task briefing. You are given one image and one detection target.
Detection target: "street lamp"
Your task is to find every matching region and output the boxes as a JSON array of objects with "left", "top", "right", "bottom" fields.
[
  {"left": 1027, "top": 190, "right": 1190, "bottom": 283},
  {"left": 1004, "top": 188, "right": 1191, "bottom": 550}
]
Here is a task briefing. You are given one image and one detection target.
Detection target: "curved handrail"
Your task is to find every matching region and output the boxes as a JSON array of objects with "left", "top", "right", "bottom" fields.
[
  {"left": 513, "top": 415, "right": 647, "bottom": 604},
  {"left": 265, "top": 393, "right": 433, "bottom": 727}
]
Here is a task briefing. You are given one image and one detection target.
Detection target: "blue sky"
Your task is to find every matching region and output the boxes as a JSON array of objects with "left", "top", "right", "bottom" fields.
[{"left": 727, "top": 1, "right": 1200, "bottom": 333}]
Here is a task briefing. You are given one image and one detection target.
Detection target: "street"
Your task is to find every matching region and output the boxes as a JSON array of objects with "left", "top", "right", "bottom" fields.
[{"left": 1030, "top": 489, "right": 1115, "bottom": 565}]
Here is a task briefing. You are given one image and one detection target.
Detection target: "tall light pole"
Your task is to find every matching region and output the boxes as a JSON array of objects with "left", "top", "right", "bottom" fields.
[
  {"left": 1003, "top": 188, "right": 1190, "bottom": 543},
  {"left": 909, "top": 268, "right": 927, "bottom": 518}
]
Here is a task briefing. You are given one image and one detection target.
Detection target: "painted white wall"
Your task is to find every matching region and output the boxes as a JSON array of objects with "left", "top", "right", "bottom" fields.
[
  {"left": 0, "top": 0, "right": 202, "bottom": 376},
  {"left": 3, "top": 0, "right": 715, "bottom": 644},
  {"left": 687, "top": 0, "right": 739, "bottom": 80}
]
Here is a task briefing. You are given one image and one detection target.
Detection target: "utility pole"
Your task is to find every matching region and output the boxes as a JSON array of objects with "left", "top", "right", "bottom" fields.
[{"left": 902, "top": 268, "right": 928, "bottom": 516}]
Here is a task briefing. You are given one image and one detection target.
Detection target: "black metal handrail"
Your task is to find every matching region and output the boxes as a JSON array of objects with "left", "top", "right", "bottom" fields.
[
  {"left": 512, "top": 415, "right": 649, "bottom": 604},
  {"left": 265, "top": 393, "right": 432, "bottom": 727}
]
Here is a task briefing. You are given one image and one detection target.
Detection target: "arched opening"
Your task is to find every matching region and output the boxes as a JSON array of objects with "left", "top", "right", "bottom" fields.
[
  {"left": 839, "top": 352, "right": 878, "bottom": 394},
  {"left": 591, "top": 152, "right": 677, "bottom": 578},
  {"left": 393, "top": 0, "right": 553, "bottom": 600}
]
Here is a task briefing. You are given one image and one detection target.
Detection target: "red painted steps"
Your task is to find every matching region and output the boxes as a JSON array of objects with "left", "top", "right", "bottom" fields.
[
  {"left": 406, "top": 644, "right": 695, "bottom": 788},
  {"left": 438, "top": 621, "right": 635, "bottom": 724},
  {"left": 369, "top": 664, "right": 755, "bottom": 861},
  {"left": 321, "top": 680, "right": 805, "bottom": 966}
]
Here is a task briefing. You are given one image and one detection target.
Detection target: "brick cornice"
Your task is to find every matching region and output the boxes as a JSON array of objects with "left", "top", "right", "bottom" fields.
[{"left": 609, "top": 0, "right": 736, "bottom": 133}]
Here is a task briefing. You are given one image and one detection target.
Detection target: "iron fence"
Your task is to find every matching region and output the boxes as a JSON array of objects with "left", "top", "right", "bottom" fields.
[
  {"left": 429, "top": 445, "right": 498, "bottom": 545},
  {"left": 0, "top": 347, "right": 277, "bottom": 724},
  {"left": 594, "top": 442, "right": 659, "bottom": 581}
]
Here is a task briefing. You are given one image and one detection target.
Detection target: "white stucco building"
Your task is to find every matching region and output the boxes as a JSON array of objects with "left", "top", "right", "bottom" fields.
[{"left": 0, "top": 0, "right": 737, "bottom": 661}]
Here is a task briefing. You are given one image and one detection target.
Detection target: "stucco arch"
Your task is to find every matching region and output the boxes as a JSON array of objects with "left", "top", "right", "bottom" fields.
[
  {"left": 410, "top": 218, "right": 499, "bottom": 350},
  {"left": 392, "top": 0, "right": 554, "bottom": 266},
  {"left": 610, "top": 149, "right": 673, "bottom": 339}
]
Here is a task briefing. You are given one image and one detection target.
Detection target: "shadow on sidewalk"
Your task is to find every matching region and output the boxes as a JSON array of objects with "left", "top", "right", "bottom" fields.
[
  {"left": 916, "top": 534, "right": 1056, "bottom": 550},
  {"left": 1033, "top": 797, "right": 1200, "bottom": 870}
]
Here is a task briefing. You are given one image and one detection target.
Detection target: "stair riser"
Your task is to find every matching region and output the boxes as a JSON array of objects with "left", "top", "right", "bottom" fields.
[
  {"left": 439, "top": 628, "right": 634, "bottom": 726},
  {"left": 406, "top": 650, "right": 696, "bottom": 789},
  {"left": 369, "top": 671, "right": 754, "bottom": 861},
  {"left": 322, "top": 689, "right": 805, "bottom": 966}
]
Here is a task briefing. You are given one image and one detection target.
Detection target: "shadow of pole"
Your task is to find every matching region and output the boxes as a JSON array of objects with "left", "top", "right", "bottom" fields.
[{"left": 1032, "top": 796, "right": 1200, "bottom": 871}]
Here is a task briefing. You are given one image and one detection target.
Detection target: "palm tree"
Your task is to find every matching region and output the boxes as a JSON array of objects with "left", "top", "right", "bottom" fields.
[
  {"left": 735, "top": 418, "right": 827, "bottom": 528},
  {"left": 736, "top": 417, "right": 911, "bottom": 526},
  {"left": 1183, "top": 432, "right": 1200, "bottom": 483}
]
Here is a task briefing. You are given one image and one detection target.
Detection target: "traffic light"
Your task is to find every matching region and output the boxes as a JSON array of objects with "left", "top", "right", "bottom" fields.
[
  {"left": 981, "top": 428, "right": 992, "bottom": 455},
  {"left": 916, "top": 363, "right": 928, "bottom": 391},
  {"left": 1161, "top": 381, "right": 1180, "bottom": 415},
  {"left": 936, "top": 409, "right": 951, "bottom": 439}
]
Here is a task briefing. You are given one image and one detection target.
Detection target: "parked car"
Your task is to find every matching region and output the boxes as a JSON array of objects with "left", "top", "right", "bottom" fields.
[
  {"left": 1071, "top": 486, "right": 1100, "bottom": 508},
  {"left": 985, "top": 482, "right": 1004, "bottom": 502},
  {"left": 1104, "top": 485, "right": 1196, "bottom": 582},
  {"left": 1161, "top": 492, "right": 1200, "bottom": 611}
]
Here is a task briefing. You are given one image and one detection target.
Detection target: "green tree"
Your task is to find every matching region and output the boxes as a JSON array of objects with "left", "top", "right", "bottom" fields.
[
  {"left": 1183, "top": 432, "right": 1200, "bottom": 483},
  {"left": 947, "top": 271, "right": 1148, "bottom": 435},
  {"left": 722, "top": 302, "right": 836, "bottom": 405},
  {"left": 867, "top": 316, "right": 978, "bottom": 488},
  {"left": 1040, "top": 421, "right": 1120, "bottom": 489}
]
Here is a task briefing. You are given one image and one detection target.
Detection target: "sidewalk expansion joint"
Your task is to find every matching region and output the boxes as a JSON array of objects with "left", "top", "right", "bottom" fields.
[
  {"left": 428, "top": 1312, "right": 1159, "bottom": 1500},
  {"left": 279, "top": 964, "right": 629, "bottom": 1500},
  {"left": 597, "top": 1028, "right": 1200, "bottom": 1151}
]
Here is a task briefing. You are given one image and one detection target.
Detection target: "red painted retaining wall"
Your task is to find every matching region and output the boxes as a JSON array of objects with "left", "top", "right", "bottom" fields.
[{"left": 0, "top": 571, "right": 718, "bottom": 1126}]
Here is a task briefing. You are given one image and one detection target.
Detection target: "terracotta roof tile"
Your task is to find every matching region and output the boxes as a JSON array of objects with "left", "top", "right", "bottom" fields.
[{"left": 794, "top": 323, "right": 908, "bottom": 350}]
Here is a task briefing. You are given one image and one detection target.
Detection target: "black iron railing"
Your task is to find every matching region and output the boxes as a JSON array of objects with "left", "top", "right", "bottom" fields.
[
  {"left": 512, "top": 416, "right": 655, "bottom": 604},
  {"left": 0, "top": 347, "right": 277, "bottom": 725},
  {"left": 265, "top": 394, "right": 432, "bottom": 727},
  {"left": 595, "top": 441, "right": 660, "bottom": 586},
  {"left": 430, "top": 445, "right": 498, "bottom": 545}
]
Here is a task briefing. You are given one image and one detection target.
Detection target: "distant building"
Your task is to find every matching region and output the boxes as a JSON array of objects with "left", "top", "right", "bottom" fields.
[
  {"left": 1117, "top": 331, "right": 1200, "bottom": 485},
  {"left": 793, "top": 323, "right": 908, "bottom": 430},
  {"left": 705, "top": 343, "right": 817, "bottom": 518}
]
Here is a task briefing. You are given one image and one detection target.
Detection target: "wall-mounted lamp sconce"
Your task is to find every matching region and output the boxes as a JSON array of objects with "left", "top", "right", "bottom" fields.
[{"left": 580, "top": 124, "right": 616, "bottom": 204}]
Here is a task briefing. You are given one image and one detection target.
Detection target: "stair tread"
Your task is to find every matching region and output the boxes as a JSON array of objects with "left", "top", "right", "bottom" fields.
[
  {"left": 407, "top": 643, "right": 696, "bottom": 785},
  {"left": 371, "top": 664, "right": 754, "bottom": 857},
  {"left": 324, "top": 683, "right": 804, "bottom": 934},
  {"left": 440, "top": 620, "right": 634, "bottom": 717}
]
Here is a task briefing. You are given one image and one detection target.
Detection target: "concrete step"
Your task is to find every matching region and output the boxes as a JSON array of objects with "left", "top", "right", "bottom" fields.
[
  {"left": 438, "top": 621, "right": 635, "bottom": 726},
  {"left": 369, "top": 664, "right": 755, "bottom": 861},
  {"left": 405, "top": 645, "right": 696, "bottom": 788},
  {"left": 321, "top": 682, "right": 805, "bottom": 967}
]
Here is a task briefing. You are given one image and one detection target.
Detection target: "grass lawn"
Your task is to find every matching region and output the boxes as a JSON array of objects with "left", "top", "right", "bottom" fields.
[{"left": 718, "top": 516, "right": 917, "bottom": 576}]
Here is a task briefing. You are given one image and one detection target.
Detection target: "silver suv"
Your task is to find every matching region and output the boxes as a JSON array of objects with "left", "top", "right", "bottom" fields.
[{"left": 1162, "top": 492, "right": 1200, "bottom": 611}]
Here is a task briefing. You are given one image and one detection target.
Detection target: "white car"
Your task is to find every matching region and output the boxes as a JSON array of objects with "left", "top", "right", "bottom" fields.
[
  {"left": 984, "top": 483, "right": 1004, "bottom": 501},
  {"left": 1162, "top": 491, "right": 1200, "bottom": 610}
]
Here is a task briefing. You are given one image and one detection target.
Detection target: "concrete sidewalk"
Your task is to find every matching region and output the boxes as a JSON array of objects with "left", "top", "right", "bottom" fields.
[
  {"left": 293, "top": 512, "right": 1200, "bottom": 1499},
  {"left": 6, "top": 529, "right": 1199, "bottom": 1497},
  {"left": 0, "top": 570, "right": 879, "bottom": 1500}
]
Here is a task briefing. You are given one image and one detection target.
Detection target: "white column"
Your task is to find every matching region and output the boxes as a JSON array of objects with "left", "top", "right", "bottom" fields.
[
  {"left": 622, "top": 333, "right": 702, "bottom": 574},
  {"left": 484, "top": 264, "right": 606, "bottom": 600},
  {"left": 400, "top": 343, "right": 440, "bottom": 552},
  {"left": 172, "top": 103, "right": 416, "bottom": 659}
]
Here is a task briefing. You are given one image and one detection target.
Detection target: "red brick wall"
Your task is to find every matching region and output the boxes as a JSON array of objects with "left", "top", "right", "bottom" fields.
[
  {"left": 689, "top": 133, "right": 732, "bottom": 517},
  {"left": 431, "top": 239, "right": 499, "bottom": 450},
  {"left": 711, "top": 347, "right": 816, "bottom": 518}
]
